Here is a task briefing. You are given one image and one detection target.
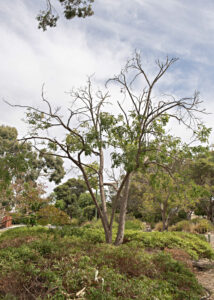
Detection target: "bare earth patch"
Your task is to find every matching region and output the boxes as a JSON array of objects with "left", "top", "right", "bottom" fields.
[
  {"left": 0, "top": 236, "right": 37, "bottom": 249},
  {"left": 195, "top": 234, "right": 214, "bottom": 300},
  {"left": 195, "top": 269, "right": 214, "bottom": 299}
]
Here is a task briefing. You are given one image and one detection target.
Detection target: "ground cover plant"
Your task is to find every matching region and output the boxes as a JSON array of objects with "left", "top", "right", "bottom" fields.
[
  {"left": 0, "top": 226, "right": 213, "bottom": 299},
  {"left": 124, "top": 230, "right": 214, "bottom": 260}
]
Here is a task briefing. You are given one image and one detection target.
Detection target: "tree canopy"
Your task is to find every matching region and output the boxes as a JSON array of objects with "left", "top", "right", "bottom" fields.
[
  {"left": 0, "top": 125, "right": 65, "bottom": 220},
  {"left": 190, "top": 150, "right": 214, "bottom": 221},
  {"left": 37, "top": 0, "right": 94, "bottom": 31},
  {"left": 0, "top": 125, "right": 65, "bottom": 190},
  {"left": 54, "top": 177, "right": 95, "bottom": 220}
]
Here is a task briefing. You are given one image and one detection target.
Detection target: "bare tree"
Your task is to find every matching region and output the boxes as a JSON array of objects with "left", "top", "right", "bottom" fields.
[{"left": 6, "top": 52, "right": 206, "bottom": 245}]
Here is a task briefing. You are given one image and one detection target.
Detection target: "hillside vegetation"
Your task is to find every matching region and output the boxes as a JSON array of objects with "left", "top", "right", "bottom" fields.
[{"left": 0, "top": 226, "right": 213, "bottom": 299}]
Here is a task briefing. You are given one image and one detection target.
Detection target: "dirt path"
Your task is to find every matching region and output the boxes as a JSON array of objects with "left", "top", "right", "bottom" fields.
[
  {"left": 0, "top": 224, "right": 26, "bottom": 233},
  {"left": 195, "top": 234, "right": 214, "bottom": 300}
]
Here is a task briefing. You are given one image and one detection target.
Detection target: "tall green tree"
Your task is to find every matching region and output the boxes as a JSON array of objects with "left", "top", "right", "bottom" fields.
[
  {"left": 127, "top": 136, "right": 204, "bottom": 230},
  {"left": 0, "top": 126, "right": 28, "bottom": 190},
  {"left": 0, "top": 125, "right": 65, "bottom": 189},
  {"left": 190, "top": 150, "right": 214, "bottom": 221},
  {"left": 9, "top": 53, "right": 207, "bottom": 244},
  {"left": 0, "top": 125, "right": 65, "bottom": 218}
]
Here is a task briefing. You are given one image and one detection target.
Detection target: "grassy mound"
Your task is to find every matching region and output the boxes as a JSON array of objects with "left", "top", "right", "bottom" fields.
[
  {"left": 0, "top": 226, "right": 212, "bottom": 299},
  {"left": 124, "top": 230, "right": 214, "bottom": 260}
]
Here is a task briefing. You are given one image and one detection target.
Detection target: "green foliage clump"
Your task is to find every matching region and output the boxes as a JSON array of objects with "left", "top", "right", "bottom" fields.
[
  {"left": 0, "top": 227, "right": 205, "bottom": 299},
  {"left": 124, "top": 231, "right": 214, "bottom": 260},
  {"left": 56, "top": 225, "right": 105, "bottom": 243},
  {"left": 54, "top": 178, "right": 96, "bottom": 222},
  {"left": 125, "top": 218, "right": 146, "bottom": 230},
  {"left": 37, "top": 0, "right": 94, "bottom": 31},
  {"left": 36, "top": 205, "right": 71, "bottom": 226}
]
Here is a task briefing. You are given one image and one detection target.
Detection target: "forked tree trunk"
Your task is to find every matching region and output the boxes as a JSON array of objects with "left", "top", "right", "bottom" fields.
[
  {"left": 80, "top": 164, "right": 112, "bottom": 243},
  {"left": 114, "top": 173, "right": 131, "bottom": 245}
]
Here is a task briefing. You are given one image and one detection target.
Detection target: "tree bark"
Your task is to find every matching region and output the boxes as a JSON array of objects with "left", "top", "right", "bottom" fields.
[
  {"left": 208, "top": 198, "right": 214, "bottom": 223},
  {"left": 161, "top": 205, "right": 167, "bottom": 231},
  {"left": 80, "top": 163, "right": 112, "bottom": 243},
  {"left": 98, "top": 148, "right": 112, "bottom": 243},
  {"left": 114, "top": 173, "right": 132, "bottom": 245},
  {"left": 103, "top": 225, "right": 112, "bottom": 244}
]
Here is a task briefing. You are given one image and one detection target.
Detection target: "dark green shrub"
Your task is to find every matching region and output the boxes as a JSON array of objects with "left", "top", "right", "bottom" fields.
[
  {"left": 37, "top": 205, "right": 71, "bottom": 226},
  {"left": 83, "top": 205, "right": 96, "bottom": 221},
  {"left": 125, "top": 219, "right": 146, "bottom": 230},
  {"left": 124, "top": 231, "right": 214, "bottom": 260}
]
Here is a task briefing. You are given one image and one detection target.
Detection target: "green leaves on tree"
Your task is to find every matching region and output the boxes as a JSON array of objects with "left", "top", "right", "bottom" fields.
[{"left": 37, "top": 0, "right": 95, "bottom": 31}]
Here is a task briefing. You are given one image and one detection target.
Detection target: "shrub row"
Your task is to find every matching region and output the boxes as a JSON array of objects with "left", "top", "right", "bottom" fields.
[{"left": 124, "top": 230, "right": 214, "bottom": 260}]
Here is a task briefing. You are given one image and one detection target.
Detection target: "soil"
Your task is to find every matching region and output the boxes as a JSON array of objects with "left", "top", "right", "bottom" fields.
[{"left": 195, "top": 233, "right": 214, "bottom": 300}]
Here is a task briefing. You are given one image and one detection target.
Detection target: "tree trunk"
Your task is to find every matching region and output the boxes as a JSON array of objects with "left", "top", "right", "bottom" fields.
[
  {"left": 161, "top": 200, "right": 169, "bottom": 231},
  {"left": 80, "top": 163, "right": 112, "bottom": 243},
  {"left": 161, "top": 207, "right": 167, "bottom": 231},
  {"left": 114, "top": 173, "right": 131, "bottom": 245},
  {"left": 162, "top": 215, "right": 167, "bottom": 231},
  {"left": 187, "top": 211, "right": 193, "bottom": 220},
  {"left": 98, "top": 148, "right": 112, "bottom": 243},
  {"left": 208, "top": 198, "right": 214, "bottom": 223},
  {"left": 99, "top": 149, "right": 108, "bottom": 215},
  {"left": 103, "top": 225, "right": 112, "bottom": 244}
]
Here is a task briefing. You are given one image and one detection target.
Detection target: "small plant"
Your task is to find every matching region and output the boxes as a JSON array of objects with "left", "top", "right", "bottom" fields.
[
  {"left": 169, "top": 220, "right": 195, "bottom": 232},
  {"left": 154, "top": 221, "right": 164, "bottom": 231},
  {"left": 194, "top": 218, "right": 214, "bottom": 233}
]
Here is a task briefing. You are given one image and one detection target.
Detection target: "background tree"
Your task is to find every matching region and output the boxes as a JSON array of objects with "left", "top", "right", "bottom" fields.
[
  {"left": 9, "top": 53, "right": 207, "bottom": 245},
  {"left": 9, "top": 180, "right": 49, "bottom": 225},
  {"left": 127, "top": 135, "right": 203, "bottom": 230},
  {"left": 0, "top": 125, "right": 29, "bottom": 191},
  {"left": 0, "top": 125, "right": 65, "bottom": 189},
  {"left": 143, "top": 167, "right": 200, "bottom": 231},
  {"left": 54, "top": 177, "right": 95, "bottom": 220},
  {"left": 127, "top": 172, "right": 161, "bottom": 224},
  {"left": 37, "top": 0, "right": 94, "bottom": 31},
  {"left": 0, "top": 125, "right": 65, "bottom": 221},
  {"left": 190, "top": 150, "right": 214, "bottom": 222}
]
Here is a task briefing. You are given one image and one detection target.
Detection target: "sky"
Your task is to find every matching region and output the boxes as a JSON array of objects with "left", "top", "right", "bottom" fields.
[{"left": 0, "top": 0, "right": 214, "bottom": 188}]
